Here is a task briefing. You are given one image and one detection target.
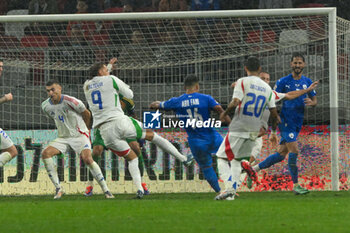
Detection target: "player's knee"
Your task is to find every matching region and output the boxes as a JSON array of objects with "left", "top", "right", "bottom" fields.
[
  {"left": 8, "top": 145, "right": 18, "bottom": 158},
  {"left": 92, "top": 145, "right": 103, "bottom": 157},
  {"left": 144, "top": 130, "right": 155, "bottom": 141}
]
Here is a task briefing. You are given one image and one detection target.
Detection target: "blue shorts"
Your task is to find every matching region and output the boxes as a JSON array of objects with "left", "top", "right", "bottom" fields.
[
  {"left": 279, "top": 122, "right": 301, "bottom": 144},
  {"left": 188, "top": 132, "right": 223, "bottom": 168}
]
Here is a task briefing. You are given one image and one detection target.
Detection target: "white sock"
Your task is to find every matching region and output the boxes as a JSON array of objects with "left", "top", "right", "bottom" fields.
[
  {"left": 151, "top": 133, "right": 187, "bottom": 162},
  {"left": 128, "top": 158, "right": 143, "bottom": 191},
  {"left": 0, "top": 151, "right": 12, "bottom": 167},
  {"left": 88, "top": 161, "right": 108, "bottom": 193},
  {"left": 230, "top": 159, "right": 242, "bottom": 194},
  {"left": 43, "top": 158, "right": 61, "bottom": 189},
  {"left": 253, "top": 164, "right": 260, "bottom": 172},
  {"left": 217, "top": 158, "right": 233, "bottom": 191}
]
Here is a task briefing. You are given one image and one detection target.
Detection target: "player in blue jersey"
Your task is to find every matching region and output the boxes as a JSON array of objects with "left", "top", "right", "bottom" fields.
[
  {"left": 150, "top": 74, "right": 229, "bottom": 194},
  {"left": 250, "top": 52, "right": 317, "bottom": 195}
]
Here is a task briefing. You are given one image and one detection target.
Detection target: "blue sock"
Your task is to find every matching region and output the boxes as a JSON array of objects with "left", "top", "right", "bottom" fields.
[
  {"left": 259, "top": 152, "right": 285, "bottom": 170},
  {"left": 288, "top": 153, "right": 298, "bottom": 184},
  {"left": 203, "top": 166, "right": 221, "bottom": 193}
]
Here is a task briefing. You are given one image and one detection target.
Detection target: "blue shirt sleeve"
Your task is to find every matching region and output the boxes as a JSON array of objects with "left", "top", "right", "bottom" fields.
[
  {"left": 307, "top": 78, "right": 316, "bottom": 97},
  {"left": 160, "top": 97, "right": 178, "bottom": 111},
  {"left": 275, "top": 78, "right": 284, "bottom": 93}
]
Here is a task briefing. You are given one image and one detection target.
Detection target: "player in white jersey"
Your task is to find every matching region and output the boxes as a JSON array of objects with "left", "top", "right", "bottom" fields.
[
  {"left": 223, "top": 72, "right": 319, "bottom": 191},
  {"left": 0, "top": 60, "right": 18, "bottom": 168},
  {"left": 41, "top": 80, "right": 113, "bottom": 199},
  {"left": 215, "top": 57, "right": 280, "bottom": 200},
  {"left": 84, "top": 63, "right": 193, "bottom": 199}
]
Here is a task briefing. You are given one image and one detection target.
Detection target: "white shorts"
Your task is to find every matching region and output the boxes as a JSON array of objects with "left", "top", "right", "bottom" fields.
[
  {"left": 0, "top": 128, "right": 14, "bottom": 150},
  {"left": 251, "top": 137, "right": 263, "bottom": 159},
  {"left": 99, "top": 116, "right": 146, "bottom": 157},
  {"left": 48, "top": 135, "right": 91, "bottom": 155},
  {"left": 216, "top": 133, "right": 255, "bottom": 161}
]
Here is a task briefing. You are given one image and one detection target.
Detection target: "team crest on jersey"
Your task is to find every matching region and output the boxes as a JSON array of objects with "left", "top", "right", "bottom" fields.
[
  {"left": 289, "top": 133, "right": 295, "bottom": 139},
  {"left": 50, "top": 111, "right": 55, "bottom": 117},
  {"left": 303, "top": 84, "right": 307, "bottom": 89},
  {"left": 143, "top": 110, "right": 162, "bottom": 129}
]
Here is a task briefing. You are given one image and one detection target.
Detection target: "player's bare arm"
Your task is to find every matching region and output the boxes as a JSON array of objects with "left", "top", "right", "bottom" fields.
[
  {"left": 213, "top": 105, "right": 231, "bottom": 124},
  {"left": 284, "top": 81, "right": 319, "bottom": 100},
  {"left": 268, "top": 107, "right": 281, "bottom": 147},
  {"left": 220, "top": 98, "right": 240, "bottom": 122},
  {"left": 304, "top": 96, "right": 317, "bottom": 106},
  {"left": 0, "top": 93, "right": 13, "bottom": 104},
  {"left": 81, "top": 109, "right": 92, "bottom": 129},
  {"left": 149, "top": 101, "right": 161, "bottom": 109}
]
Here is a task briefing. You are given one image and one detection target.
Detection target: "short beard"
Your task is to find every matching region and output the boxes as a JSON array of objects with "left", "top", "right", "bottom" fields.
[{"left": 293, "top": 68, "right": 303, "bottom": 75}]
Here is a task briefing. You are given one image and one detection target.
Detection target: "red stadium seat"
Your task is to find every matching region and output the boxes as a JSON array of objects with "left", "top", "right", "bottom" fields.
[
  {"left": 246, "top": 30, "right": 276, "bottom": 43},
  {"left": 21, "top": 35, "right": 49, "bottom": 47}
]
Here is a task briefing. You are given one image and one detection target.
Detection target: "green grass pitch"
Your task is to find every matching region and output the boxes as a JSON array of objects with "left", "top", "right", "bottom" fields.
[{"left": 0, "top": 191, "right": 349, "bottom": 233}]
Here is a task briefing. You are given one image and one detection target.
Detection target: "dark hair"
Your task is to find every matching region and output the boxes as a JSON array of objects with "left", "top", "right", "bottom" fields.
[
  {"left": 89, "top": 63, "right": 104, "bottom": 78},
  {"left": 46, "top": 79, "right": 61, "bottom": 86},
  {"left": 244, "top": 56, "right": 260, "bottom": 72},
  {"left": 184, "top": 74, "right": 199, "bottom": 88},
  {"left": 291, "top": 52, "right": 305, "bottom": 62}
]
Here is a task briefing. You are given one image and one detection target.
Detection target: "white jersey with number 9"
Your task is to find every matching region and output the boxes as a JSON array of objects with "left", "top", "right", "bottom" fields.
[{"left": 84, "top": 75, "right": 133, "bottom": 128}]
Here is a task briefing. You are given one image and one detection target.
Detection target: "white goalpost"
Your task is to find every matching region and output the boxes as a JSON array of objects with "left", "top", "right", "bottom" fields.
[{"left": 0, "top": 8, "right": 345, "bottom": 194}]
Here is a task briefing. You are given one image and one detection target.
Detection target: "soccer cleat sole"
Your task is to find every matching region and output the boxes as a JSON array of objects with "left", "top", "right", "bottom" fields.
[{"left": 241, "top": 160, "right": 258, "bottom": 183}]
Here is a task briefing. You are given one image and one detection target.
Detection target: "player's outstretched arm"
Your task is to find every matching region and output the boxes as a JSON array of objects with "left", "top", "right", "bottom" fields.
[
  {"left": 149, "top": 101, "right": 161, "bottom": 109},
  {"left": 268, "top": 107, "right": 281, "bottom": 148},
  {"left": 284, "top": 80, "right": 319, "bottom": 100},
  {"left": 213, "top": 105, "right": 231, "bottom": 124},
  {"left": 0, "top": 93, "right": 13, "bottom": 104},
  {"left": 82, "top": 109, "right": 92, "bottom": 129},
  {"left": 107, "top": 57, "right": 118, "bottom": 73},
  {"left": 304, "top": 96, "right": 317, "bottom": 106},
  {"left": 220, "top": 98, "right": 240, "bottom": 122}
]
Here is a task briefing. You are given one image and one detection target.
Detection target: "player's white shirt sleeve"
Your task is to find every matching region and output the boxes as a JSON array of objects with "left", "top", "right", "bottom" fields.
[
  {"left": 232, "top": 78, "right": 244, "bottom": 101},
  {"left": 267, "top": 89, "right": 276, "bottom": 109},
  {"left": 273, "top": 91, "right": 286, "bottom": 103},
  {"left": 111, "top": 75, "right": 133, "bottom": 100}
]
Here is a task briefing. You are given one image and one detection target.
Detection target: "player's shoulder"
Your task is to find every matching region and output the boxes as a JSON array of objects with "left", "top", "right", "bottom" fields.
[
  {"left": 62, "top": 94, "right": 81, "bottom": 106},
  {"left": 277, "top": 74, "right": 292, "bottom": 83},
  {"left": 41, "top": 98, "right": 50, "bottom": 108}
]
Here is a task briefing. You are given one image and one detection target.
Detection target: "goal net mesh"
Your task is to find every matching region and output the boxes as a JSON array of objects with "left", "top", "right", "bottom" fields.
[{"left": 0, "top": 11, "right": 348, "bottom": 194}]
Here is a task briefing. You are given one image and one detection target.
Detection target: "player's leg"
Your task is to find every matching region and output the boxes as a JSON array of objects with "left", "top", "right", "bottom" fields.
[
  {"left": 127, "top": 139, "right": 149, "bottom": 195},
  {"left": 42, "top": 144, "right": 64, "bottom": 199},
  {"left": 189, "top": 138, "right": 221, "bottom": 193},
  {"left": 144, "top": 129, "right": 193, "bottom": 166},
  {"left": 0, "top": 129, "right": 18, "bottom": 166},
  {"left": 80, "top": 148, "right": 114, "bottom": 198},
  {"left": 124, "top": 149, "right": 144, "bottom": 198},
  {"left": 100, "top": 118, "right": 144, "bottom": 198},
  {"left": 84, "top": 144, "right": 104, "bottom": 196},
  {"left": 285, "top": 140, "right": 308, "bottom": 194},
  {"left": 253, "top": 144, "right": 288, "bottom": 172}
]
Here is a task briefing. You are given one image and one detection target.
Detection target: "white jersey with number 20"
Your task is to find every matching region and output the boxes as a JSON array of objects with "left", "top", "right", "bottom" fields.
[{"left": 229, "top": 76, "right": 276, "bottom": 139}]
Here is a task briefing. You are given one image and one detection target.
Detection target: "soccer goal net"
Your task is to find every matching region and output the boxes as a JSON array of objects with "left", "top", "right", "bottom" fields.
[{"left": 0, "top": 8, "right": 347, "bottom": 195}]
